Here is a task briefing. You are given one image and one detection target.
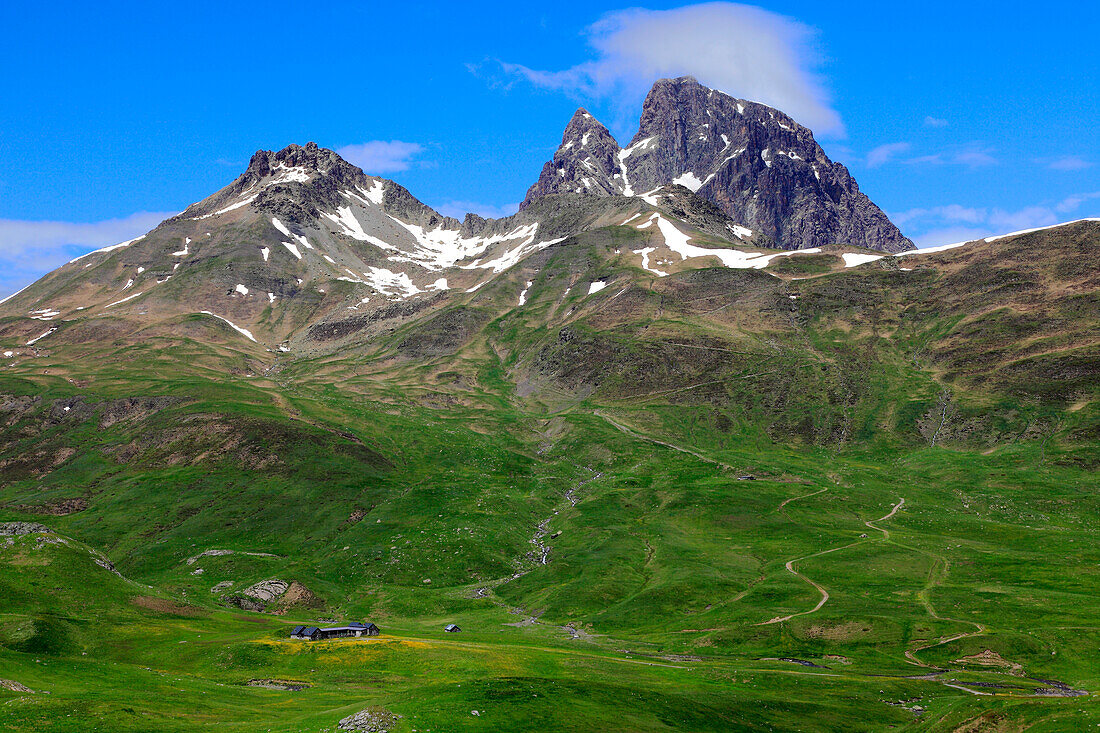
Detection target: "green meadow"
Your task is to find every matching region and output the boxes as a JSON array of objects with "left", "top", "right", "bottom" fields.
[{"left": 2, "top": 223, "right": 1099, "bottom": 730}]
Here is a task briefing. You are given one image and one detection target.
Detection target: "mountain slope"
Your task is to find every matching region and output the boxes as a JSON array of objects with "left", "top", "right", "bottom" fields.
[
  {"left": 0, "top": 144, "right": 817, "bottom": 354},
  {"left": 1, "top": 106, "right": 1099, "bottom": 730},
  {"left": 523, "top": 77, "right": 913, "bottom": 253}
]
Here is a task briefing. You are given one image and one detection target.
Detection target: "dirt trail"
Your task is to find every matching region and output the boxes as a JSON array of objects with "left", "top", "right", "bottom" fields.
[
  {"left": 759, "top": 499, "right": 905, "bottom": 625},
  {"left": 864, "top": 498, "right": 905, "bottom": 540},
  {"left": 778, "top": 487, "right": 829, "bottom": 510},
  {"left": 595, "top": 411, "right": 735, "bottom": 470}
]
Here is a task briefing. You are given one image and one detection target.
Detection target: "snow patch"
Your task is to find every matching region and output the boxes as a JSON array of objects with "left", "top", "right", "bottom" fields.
[
  {"left": 460, "top": 236, "right": 565, "bottom": 274},
  {"left": 68, "top": 235, "right": 146, "bottom": 264},
  {"left": 260, "top": 247, "right": 270, "bottom": 262},
  {"left": 633, "top": 247, "right": 669, "bottom": 277},
  {"left": 105, "top": 291, "right": 143, "bottom": 308},
  {"left": 363, "top": 267, "right": 423, "bottom": 299},
  {"left": 266, "top": 163, "right": 310, "bottom": 187},
  {"left": 518, "top": 280, "right": 533, "bottom": 306},
  {"left": 26, "top": 328, "right": 57, "bottom": 346},
  {"left": 637, "top": 214, "right": 782, "bottom": 270},
  {"left": 672, "top": 171, "right": 703, "bottom": 192},
  {"left": 363, "top": 180, "right": 385, "bottom": 204},
  {"left": 281, "top": 242, "right": 302, "bottom": 260},
  {"left": 235, "top": 284, "right": 249, "bottom": 296},
  {"left": 841, "top": 253, "right": 884, "bottom": 268},
  {"left": 727, "top": 223, "right": 753, "bottom": 240},
  {"left": 199, "top": 311, "right": 257, "bottom": 342},
  {"left": 321, "top": 207, "right": 391, "bottom": 248},
  {"left": 270, "top": 217, "right": 312, "bottom": 250},
  {"left": 588, "top": 281, "right": 607, "bottom": 295},
  {"left": 192, "top": 194, "right": 257, "bottom": 220}
]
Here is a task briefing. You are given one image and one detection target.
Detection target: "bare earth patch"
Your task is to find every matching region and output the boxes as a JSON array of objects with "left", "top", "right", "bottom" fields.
[
  {"left": 131, "top": 596, "right": 206, "bottom": 617},
  {"left": 954, "top": 649, "right": 1024, "bottom": 675},
  {"left": 802, "top": 621, "right": 871, "bottom": 641}
]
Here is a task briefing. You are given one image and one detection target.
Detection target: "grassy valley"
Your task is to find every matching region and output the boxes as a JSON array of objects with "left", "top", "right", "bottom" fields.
[{"left": 0, "top": 221, "right": 1098, "bottom": 731}]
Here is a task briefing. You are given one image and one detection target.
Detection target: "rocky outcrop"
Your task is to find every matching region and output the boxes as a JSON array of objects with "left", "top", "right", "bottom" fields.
[
  {"left": 524, "top": 109, "right": 628, "bottom": 201},
  {"left": 226, "top": 578, "right": 288, "bottom": 611},
  {"left": 338, "top": 707, "right": 402, "bottom": 732},
  {"left": 0, "top": 522, "right": 51, "bottom": 536},
  {"left": 523, "top": 77, "right": 913, "bottom": 253}
]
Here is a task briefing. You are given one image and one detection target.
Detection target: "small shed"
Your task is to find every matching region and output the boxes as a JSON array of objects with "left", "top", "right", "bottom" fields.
[
  {"left": 348, "top": 622, "right": 380, "bottom": 636},
  {"left": 316, "top": 622, "right": 380, "bottom": 640},
  {"left": 444, "top": 624, "right": 462, "bottom": 633},
  {"left": 291, "top": 626, "right": 321, "bottom": 640}
]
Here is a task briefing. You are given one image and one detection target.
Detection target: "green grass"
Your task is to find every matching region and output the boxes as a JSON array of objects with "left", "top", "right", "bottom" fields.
[{"left": 0, "top": 224, "right": 1098, "bottom": 730}]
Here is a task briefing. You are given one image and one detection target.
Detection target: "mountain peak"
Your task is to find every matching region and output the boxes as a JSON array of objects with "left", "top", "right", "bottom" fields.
[
  {"left": 243, "top": 142, "right": 357, "bottom": 182},
  {"left": 523, "top": 78, "right": 913, "bottom": 252}
]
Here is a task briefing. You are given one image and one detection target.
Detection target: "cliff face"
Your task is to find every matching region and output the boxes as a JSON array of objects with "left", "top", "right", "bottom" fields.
[{"left": 523, "top": 76, "right": 914, "bottom": 252}]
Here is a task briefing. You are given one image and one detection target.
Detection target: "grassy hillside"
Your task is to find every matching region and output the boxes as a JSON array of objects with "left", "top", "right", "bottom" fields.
[{"left": 0, "top": 223, "right": 1098, "bottom": 731}]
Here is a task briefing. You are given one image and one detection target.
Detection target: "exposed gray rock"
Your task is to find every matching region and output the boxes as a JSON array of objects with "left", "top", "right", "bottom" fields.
[
  {"left": 338, "top": 707, "right": 401, "bottom": 732},
  {"left": 523, "top": 76, "right": 913, "bottom": 253},
  {"left": 0, "top": 522, "right": 51, "bottom": 536},
  {"left": 524, "top": 109, "right": 627, "bottom": 200},
  {"left": 0, "top": 679, "right": 33, "bottom": 693},
  {"left": 240, "top": 578, "right": 288, "bottom": 603},
  {"left": 224, "top": 578, "right": 288, "bottom": 610},
  {"left": 186, "top": 548, "right": 234, "bottom": 565}
]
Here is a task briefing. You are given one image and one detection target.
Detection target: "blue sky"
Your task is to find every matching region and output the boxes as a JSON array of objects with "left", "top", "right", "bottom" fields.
[{"left": 1, "top": 0, "right": 1097, "bottom": 297}]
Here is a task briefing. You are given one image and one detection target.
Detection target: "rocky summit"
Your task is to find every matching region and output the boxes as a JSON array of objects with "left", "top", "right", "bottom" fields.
[{"left": 524, "top": 76, "right": 914, "bottom": 252}]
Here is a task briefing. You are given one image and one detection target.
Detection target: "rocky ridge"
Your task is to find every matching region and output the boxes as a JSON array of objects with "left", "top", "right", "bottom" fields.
[{"left": 523, "top": 76, "right": 913, "bottom": 252}]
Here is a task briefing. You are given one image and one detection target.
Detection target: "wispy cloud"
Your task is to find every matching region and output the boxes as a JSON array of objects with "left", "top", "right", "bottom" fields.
[
  {"left": 493, "top": 3, "right": 844, "bottom": 135},
  {"left": 952, "top": 148, "right": 998, "bottom": 167},
  {"left": 868, "top": 143, "right": 998, "bottom": 169},
  {"left": 336, "top": 140, "right": 425, "bottom": 173},
  {"left": 1055, "top": 191, "right": 1100, "bottom": 213},
  {"left": 0, "top": 211, "right": 175, "bottom": 300},
  {"left": 894, "top": 191, "right": 1100, "bottom": 247},
  {"left": 435, "top": 200, "right": 520, "bottom": 220},
  {"left": 923, "top": 116, "right": 949, "bottom": 128},
  {"left": 1045, "top": 155, "right": 1093, "bottom": 171},
  {"left": 866, "top": 142, "right": 910, "bottom": 168}
]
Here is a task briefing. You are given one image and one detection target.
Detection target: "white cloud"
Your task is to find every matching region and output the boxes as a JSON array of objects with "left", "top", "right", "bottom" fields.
[
  {"left": 498, "top": 3, "right": 844, "bottom": 135},
  {"left": 336, "top": 140, "right": 425, "bottom": 173},
  {"left": 914, "top": 226, "right": 993, "bottom": 248},
  {"left": 1055, "top": 191, "right": 1100, "bottom": 213},
  {"left": 897, "top": 191, "right": 1100, "bottom": 248},
  {"left": 866, "top": 142, "right": 910, "bottom": 168},
  {"left": 1047, "top": 156, "right": 1093, "bottom": 171},
  {"left": 874, "top": 144, "right": 999, "bottom": 169},
  {"left": 953, "top": 148, "right": 998, "bottom": 168},
  {"left": 0, "top": 211, "right": 174, "bottom": 300},
  {"left": 923, "top": 116, "right": 949, "bottom": 128},
  {"left": 891, "top": 204, "right": 986, "bottom": 227},
  {"left": 987, "top": 206, "right": 1058, "bottom": 232},
  {"left": 435, "top": 200, "right": 520, "bottom": 220}
]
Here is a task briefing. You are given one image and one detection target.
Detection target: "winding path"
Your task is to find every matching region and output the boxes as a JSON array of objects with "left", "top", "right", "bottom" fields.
[
  {"left": 759, "top": 498, "right": 905, "bottom": 625},
  {"left": 595, "top": 411, "right": 735, "bottom": 470}
]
